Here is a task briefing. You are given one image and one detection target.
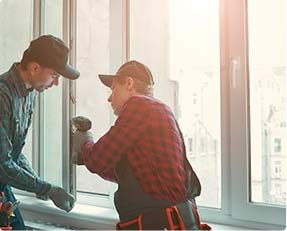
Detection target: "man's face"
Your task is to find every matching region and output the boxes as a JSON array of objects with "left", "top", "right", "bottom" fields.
[
  {"left": 108, "top": 78, "right": 132, "bottom": 116},
  {"left": 30, "top": 66, "right": 59, "bottom": 92}
]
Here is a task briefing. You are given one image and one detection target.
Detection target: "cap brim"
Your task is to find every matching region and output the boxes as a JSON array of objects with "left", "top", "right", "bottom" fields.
[
  {"left": 57, "top": 64, "right": 80, "bottom": 80},
  {"left": 98, "top": 74, "right": 116, "bottom": 87}
]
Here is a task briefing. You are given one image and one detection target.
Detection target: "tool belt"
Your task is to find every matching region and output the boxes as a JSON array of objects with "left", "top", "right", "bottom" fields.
[
  {"left": 116, "top": 199, "right": 211, "bottom": 230},
  {"left": 0, "top": 192, "right": 12, "bottom": 230}
]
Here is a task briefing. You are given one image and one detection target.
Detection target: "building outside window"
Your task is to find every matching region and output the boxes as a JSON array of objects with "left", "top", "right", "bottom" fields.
[
  {"left": 274, "top": 161, "right": 281, "bottom": 179},
  {"left": 274, "top": 138, "right": 282, "bottom": 153}
]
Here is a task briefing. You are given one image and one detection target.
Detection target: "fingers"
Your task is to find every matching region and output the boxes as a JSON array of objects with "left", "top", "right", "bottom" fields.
[
  {"left": 48, "top": 186, "right": 75, "bottom": 212},
  {"left": 63, "top": 195, "right": 75, "bottom": 212},
  {"left": 72, "top": 152, "right": 85, "bottom": 165}
]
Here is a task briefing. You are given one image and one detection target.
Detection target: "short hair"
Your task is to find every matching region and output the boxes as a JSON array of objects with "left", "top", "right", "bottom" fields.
[
  {"left": 20, "top": 49, "right": 39, "bottom": 70},
  {"left": 116, "top": 75, "right": 154, "bottom": 96}
]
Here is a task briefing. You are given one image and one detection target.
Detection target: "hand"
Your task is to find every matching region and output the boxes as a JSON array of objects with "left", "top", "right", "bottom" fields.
[
  {"left": 47, "top": 186, "right": 75, "bottom": 212},
  {"left": 72, "top": 130, "right": 93, "bottom": 154},
  {"left": 72, "top": 150, "right": 84, "bottom": 165}
]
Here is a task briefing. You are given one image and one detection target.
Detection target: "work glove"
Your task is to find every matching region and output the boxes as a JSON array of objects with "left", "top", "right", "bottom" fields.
[
  {"left": 36, "top": 194, "right": 49, "bottom": 201},
  {"left": 46, "top": 186, "right": 75, "bottom": 212},
  {"left": 72, "top": 130, "right": 93, "bottom": 165}
]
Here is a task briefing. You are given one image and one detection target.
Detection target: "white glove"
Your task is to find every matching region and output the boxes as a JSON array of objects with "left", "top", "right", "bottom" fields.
[
  {"left": 72, "top": 130, "right": 93, "bottom": 153},
  {"left": 47, "top": 186, "right": 75, "bottom": 212},
  {"left": 72, "top": 131, "right": 93, "bottom": 164}
]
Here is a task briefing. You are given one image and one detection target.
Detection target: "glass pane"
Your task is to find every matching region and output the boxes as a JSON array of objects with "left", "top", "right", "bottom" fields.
[
  {"left": 0, "top": 0, "right": 33, "bottom": 162},
  {"left": 130, "top": 0, "right": 221, "bottom": 208},
  {"left": 76, "top": 0, "right": 112, "bottom": 195},
  {"left": 249, "top": 0, "right": 286, "bottom": 206},
  {"left": 42, "top": 0, "right": 63, "bottom": 186}
]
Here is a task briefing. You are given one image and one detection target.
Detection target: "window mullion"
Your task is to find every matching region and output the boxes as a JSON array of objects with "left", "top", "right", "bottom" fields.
[
  {"left": 32, "top": 0, "right": 44, "bottom": 178},
  {"left": 62, "top": 0, "right": 76, "bottom": 196}
]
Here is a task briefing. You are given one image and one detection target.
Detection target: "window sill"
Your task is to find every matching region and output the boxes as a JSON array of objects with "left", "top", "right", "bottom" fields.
[
  {"left": 17, "top": 195, "right": 119, "bottom": 230},
  {"left": 17, "top": 195, "right": 285, "bottom": 230}
]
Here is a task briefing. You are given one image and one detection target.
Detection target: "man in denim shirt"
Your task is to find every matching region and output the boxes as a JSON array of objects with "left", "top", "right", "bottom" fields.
[{"left": 0, "top": 35, "right": 79, "bottom": 229}]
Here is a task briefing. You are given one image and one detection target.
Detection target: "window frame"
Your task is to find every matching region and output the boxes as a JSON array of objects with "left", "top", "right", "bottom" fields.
[
  {"left": 225, "top": 0, "right": 286, "bottom": 226},
  {"left": 190, "top": 0, "right": 285, "bottom": 228}
]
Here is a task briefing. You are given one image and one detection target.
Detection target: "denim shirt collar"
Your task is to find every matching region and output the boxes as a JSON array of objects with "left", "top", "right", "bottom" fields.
[{"left": 9, "top": 63, "right": 32, "bottom": 97}]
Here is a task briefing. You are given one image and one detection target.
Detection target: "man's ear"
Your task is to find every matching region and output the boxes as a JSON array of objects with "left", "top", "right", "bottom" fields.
[
  {"left": 28, "top": 62, "right": 41, "bottom": 76},
  {"left": 126, "top": 77, "right": 134, "bottom": 90}
]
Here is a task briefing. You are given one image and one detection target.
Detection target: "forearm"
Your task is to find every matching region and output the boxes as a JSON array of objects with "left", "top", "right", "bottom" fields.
[
  {"left": 0, "top": 159, "right": 51, "bottom": 196},
  {"left": 82, "top": 141, "right": 117, "bottom": 182},
  {"left": 0, "top": 93, "right": 50, "bottom": 196},
  {"left": 98, "top": 168, "right": 118, "bottom": 183},
  {"left": 18, "top": 153, "right": 38, "bottom": 177}
]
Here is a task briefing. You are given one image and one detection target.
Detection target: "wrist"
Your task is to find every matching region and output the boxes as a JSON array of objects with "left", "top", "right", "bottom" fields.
[
  {"left": 36, "top": 183, "right": 52, "bottom": 197},
  {"left": 82, "top": 139, "right": 93, "bottom": 150}
]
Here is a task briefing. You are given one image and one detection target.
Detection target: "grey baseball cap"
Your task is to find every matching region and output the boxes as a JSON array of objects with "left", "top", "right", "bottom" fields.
[
  {"left": 98, "top": 60, "right": 154, "bottom": 87},
  {"left": 23, "top": 35, "right": 80, "bottom": 80}
]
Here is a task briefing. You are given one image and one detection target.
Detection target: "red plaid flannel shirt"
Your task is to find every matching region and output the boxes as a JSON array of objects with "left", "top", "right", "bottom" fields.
[{"left": 82, "top": 95, "right": 188, "bottom": 204}]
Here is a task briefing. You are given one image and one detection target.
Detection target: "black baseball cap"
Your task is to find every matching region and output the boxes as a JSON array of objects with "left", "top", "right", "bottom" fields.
[
  {"left": 98, "top": 60, "right": 154, "bottom": 87},
  {"left": 23, "top": 35, "right": 80, "bottom": 80}
]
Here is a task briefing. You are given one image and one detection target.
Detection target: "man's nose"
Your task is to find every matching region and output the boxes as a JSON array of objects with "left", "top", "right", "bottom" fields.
[{"left": 108, "top": 95, "right": 111, "bottom": 102}]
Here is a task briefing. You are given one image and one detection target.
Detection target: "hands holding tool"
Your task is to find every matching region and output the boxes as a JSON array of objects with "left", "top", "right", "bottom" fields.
[{"left": 71, "top": 116, "right": 93, "bottom": 165}]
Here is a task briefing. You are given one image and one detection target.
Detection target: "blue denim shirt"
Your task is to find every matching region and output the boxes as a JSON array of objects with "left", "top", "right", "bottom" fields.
[{"left": 0, "top": 63, "right": 51, "bottom": 195}]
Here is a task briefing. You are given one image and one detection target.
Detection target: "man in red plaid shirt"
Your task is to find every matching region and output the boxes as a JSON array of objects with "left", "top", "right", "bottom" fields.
[{"left": 72, "top": 60, "right": 208, "bottom": 230}]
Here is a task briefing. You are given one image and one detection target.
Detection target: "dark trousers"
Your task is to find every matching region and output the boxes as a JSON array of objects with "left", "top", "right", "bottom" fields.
[
  {"left": 0, "top": 186, "right": 26, "bottom": 230},
  {"left": 117, "top": 200, "right": 202, "bottom": 230}
]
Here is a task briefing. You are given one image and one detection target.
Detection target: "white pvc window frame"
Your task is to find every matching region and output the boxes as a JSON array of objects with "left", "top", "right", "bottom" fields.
[
  {"left": 227, "top": 0, "right": 286, "bottom": 226},
  {"left": 198, "top": 0, "right": 285, "bottom": 228}
]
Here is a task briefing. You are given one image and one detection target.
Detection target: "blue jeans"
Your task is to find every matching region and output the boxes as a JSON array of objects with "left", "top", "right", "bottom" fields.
[{"left": 0, "top": 186, "right": 26, "bottom": 230}]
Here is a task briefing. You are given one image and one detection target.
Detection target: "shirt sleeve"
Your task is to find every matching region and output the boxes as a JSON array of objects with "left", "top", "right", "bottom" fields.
[
  {"left": 82, "top": 97, "right": 151, "bottom": 183},
  {"left": 0, "top": 88, "right": 51, "bottom": 196},
  {"left": 17, "top": 153, "right": 38, "bottom": 177}
]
